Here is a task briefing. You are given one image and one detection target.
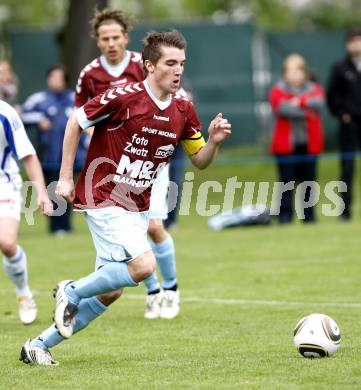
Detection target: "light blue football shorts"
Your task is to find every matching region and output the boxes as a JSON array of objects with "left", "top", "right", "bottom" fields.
[{"left": 84, "top": 206, "right": 151, "bottom": 270}]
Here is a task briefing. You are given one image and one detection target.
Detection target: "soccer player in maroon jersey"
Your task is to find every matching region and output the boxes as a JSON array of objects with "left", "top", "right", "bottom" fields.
[
  {"left": 76, "top": 8, "right": 183, "bottom": 319},
  {"left": 20, "top": 30, "right": 231, "bottom": 366},
  {"left": 75, "top": 8, "right": 143, "bottom": 107}
]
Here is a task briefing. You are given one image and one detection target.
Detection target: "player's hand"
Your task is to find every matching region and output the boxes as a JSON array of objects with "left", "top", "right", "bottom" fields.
[
  {"left": 290, "top": 97, "right": 300, "bottom": 106},
  {"left": 39, "top": 117, "right": 52, "bottom": 131},
  {"left": 56, "top": 179, "right": 75, "bottom": 203},
  {"left": 38, "top": 190, "right": 53, "bottom": 216},
  {"left": 208, "top": 113, "right": 231, "bottom": 145},
  {"left": 342, "top": 113, "right": 352, "bottom": 124}
]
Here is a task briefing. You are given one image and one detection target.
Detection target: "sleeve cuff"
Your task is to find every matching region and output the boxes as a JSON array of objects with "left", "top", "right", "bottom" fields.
[{"left": 76, "top": 106, "right": 95, "bottom": 129}]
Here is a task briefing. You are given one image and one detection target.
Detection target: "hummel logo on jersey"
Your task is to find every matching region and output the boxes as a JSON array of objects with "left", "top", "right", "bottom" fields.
[
  {"left": 100, "top": 83, "right": 143, "bottom": 105},
  {"left": 155, "top": 144, "right": 175, "bottom": 159},
  {"left": 131, "top": 52, "right": 142, "bottom": 63},
  {"left": 153, "top": 114, "right": 170, "bottom": 122},
  {"left": 100, "top": 88, "right": 117, "bottom": 104},
  {"left": 110, "top": 78, "right": 128, "bottom": 86}
]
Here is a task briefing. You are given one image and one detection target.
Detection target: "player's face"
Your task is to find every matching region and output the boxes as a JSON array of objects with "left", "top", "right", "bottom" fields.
[
  {"left": 284, "top": 62, "right": 307, "bottom": 88},
  {"left": 151, "top": 46, "right": 186, "bottom": 96},
  {"left": 47, "top": 69, "right": 66, "bottom": 92},
  {"left": 96, "top": 22, "right": 129, "bottom": 65},
  {"left": 346, "top": 36, "right": 361, "bottom": 58},
  {"left": 0, "top": 61, "right": 13, "bottom": 84}
]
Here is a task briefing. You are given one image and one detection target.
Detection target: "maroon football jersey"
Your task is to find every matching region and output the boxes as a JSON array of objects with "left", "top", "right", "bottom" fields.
[
  {"left": 75, "top": 51, "right": 144, "bottom": 107},
  {"left": 74, "top": 81, "right": 203, "bottom": 212}
]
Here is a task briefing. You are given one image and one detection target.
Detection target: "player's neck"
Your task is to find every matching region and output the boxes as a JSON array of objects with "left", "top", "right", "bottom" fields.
[
  {"left": 351, "top": 53, "right": 361, "bottom": 62},
  {"left": 145, "top": 78, "right": 171, "bottom": 102},
  {"left": 104, "top": 51, "right": 126, "bottom": 66}
]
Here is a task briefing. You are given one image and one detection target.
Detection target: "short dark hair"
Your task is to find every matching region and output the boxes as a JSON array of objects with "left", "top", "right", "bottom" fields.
[
  {"left": 142, "top": 30, "right": 187, "bottom": 75},
  {"left": 90, "top": 8, "right": 134, "bottom": 38},
  {"left": 345, "top": 27, "right": 361, "bottom": 42},
  {"left": 46, "top": 65, "right": 69, "bottom": 84}
]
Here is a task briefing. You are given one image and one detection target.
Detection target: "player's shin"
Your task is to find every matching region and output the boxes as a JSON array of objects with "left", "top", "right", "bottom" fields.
[
  {"left": 150, "top": 235, "right": 177, "bottom": 290},
  {"left": 31, "top": 296, "right": 108, "bottom": 349},
  {"left": 3, "top": 245, "right": 30, "bottom": 296},
  {"left": 144, "top": 272, "right": 161, "bottom": 294}
]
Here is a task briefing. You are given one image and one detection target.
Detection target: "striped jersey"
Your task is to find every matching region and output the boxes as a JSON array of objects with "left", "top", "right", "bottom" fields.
[
  {"left": 75, "top": 51, "right": 144, "bottom": 107},
  {"left": 73, "top": 80, "right": 205, "bottom": 212},
  {"left": 0, "top": 100, "right": 35, "bottom": 184}
]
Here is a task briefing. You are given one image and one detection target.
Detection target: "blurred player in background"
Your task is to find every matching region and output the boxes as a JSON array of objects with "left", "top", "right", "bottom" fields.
[
  {"left": 0, "top": 99, "right": 52, "bottom": 324},
  {"left": 75, "top": 8, "right": 180, "bottom": 319},
  {"left": 0, "top": 60, "right": 18, "bottom": 106},
  {"left": 22, "top": 65, "right": 87, "bottom": 235},
  {"left": 20, "top": 29, "right": 231, "bottom": 366}
]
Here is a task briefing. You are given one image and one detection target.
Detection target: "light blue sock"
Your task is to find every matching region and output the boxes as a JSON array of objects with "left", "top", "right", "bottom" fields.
[
  {"left": 3, "top": 245, "right": 30, "bottom": 296},
  {"left": 31, "top": 296, "right": 107, "bottom": 350},
  {"left": 151, "top": 235, "right": 177, "bottom": 290},
  {"left": 143, "top": 272, "right": 161, "bottom": 294},
  {"left": 65, "top": 261, "right": 138, "bottom": 305}
]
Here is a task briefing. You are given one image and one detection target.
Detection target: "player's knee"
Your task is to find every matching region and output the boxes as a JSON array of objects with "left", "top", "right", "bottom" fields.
[
  {"left": 142, "top": 258, "right": 156, "bottom": 279},
  {"left": 130, "top": 256, "right": 156, "bottom": 282},
  {"left": 0, "top": 237, "right": 17, "bottom": 257},
  {"left": 97, "top": 289, "right": 123, "bottom": 306},
  {"left": 147, "top": 219, "right": 161, "bottom": 237},
  {"left": 148, "top": 219, "right": 166, "bottom": 242}
]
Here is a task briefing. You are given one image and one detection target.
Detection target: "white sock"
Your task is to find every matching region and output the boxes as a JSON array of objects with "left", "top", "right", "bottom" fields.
[{"left": 3, "top": 246, "right": 31, "bottom": 297}]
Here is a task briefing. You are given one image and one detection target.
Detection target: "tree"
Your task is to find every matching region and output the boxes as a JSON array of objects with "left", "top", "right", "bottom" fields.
[
  {"left": 0, "top": 0, "right": 66, "bottom": 27},
  {"left": 61, "top": 0, "right": 108, "bottom": 87},
  {"left": 297, "top": 0, "right": 361, "bottom": 30}
]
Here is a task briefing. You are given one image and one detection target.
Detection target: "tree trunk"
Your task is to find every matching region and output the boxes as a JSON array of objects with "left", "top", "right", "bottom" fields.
[{"left": 60, "top": 0, "right": 108, "bottom": 88}]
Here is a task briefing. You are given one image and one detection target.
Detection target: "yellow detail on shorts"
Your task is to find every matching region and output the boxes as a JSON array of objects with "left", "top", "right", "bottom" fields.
[{"left": 181, "top": 132, "right": 206, "bottom": 156}]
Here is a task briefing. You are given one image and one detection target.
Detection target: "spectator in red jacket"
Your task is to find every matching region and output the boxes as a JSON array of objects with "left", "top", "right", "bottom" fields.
[{"left": 269, "top": 54, "right": 325, "bottom": 224}]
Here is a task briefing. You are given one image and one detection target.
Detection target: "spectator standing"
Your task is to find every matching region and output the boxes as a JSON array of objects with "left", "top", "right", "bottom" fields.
[
  {"left": 326, "top": 28, "right": 361, "bottom": 220},
  {"left": 269, "top": 54, "right": 325, "bottom": 223},
  {"left": 0, "top": 60, "right": 18, "bottom": 105}
]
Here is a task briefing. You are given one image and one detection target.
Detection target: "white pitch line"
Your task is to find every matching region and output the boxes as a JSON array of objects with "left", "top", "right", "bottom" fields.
[
  {"left": 0, "top": 288, "right": 360, "bottom": 309},
  {"left": 126, "top": 294, "right": 361, "bottom": 309}
]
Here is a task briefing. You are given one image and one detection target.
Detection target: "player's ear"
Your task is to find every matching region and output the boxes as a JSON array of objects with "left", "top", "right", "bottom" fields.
[
  {"left": 95, "top": 36, "right": 101, "bottom": 50},
  {"left": 123, "top": 32, "right": 129, "bottom": 46},
  {"left": 144, "top": 59, "right": 155, "bottom": 74}
]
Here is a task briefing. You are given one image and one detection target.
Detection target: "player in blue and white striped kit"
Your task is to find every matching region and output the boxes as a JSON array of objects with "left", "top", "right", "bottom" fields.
[{"left": 0, "top": 99, "right": 52, "bottom": 324}]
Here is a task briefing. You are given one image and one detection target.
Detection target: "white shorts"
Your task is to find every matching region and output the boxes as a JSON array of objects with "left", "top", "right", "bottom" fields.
[
  {"left": 149, "top": 164, "right": 169, "bottom": 220},
  {"left": 0, "top": 180, "right": 22, "bottom": 221},
  {"left": 85, "top": 206, "right": 151, "bottom": 269}
]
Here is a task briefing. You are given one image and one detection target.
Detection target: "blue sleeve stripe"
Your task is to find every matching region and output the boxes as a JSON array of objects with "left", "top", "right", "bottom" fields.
[
  {"left": 1, "top": 145, "right": 12, "bottom": 182},
  {"left": 0, "top": 113, "right": 18, "bottom": 158}
]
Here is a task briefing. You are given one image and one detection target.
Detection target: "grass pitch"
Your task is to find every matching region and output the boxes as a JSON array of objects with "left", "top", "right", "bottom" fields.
[{"left": 1, "top": 153, "right": 361, "bottom": 389}]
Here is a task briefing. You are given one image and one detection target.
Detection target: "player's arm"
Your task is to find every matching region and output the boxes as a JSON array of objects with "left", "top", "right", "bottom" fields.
[
  {"left": 8, "top": 102, "right": 52, "bottom": 215},
  {"left": 56, "top": 113, "right": 82, "bottom": 202},
  {"left": 22, "top": 154, "right": 53, "bottom": 215},
  {"left": 74, "top": 72, "right": 95, "bottom": 138},
  {"left": 21, "top": 92, "right": 51, "bottom": 131},
  {"left": 188, "top": 113, "right": 231, "bottom": 169},
  {"left": 56, "top": 88, "right": 116, "bottom": 201}
]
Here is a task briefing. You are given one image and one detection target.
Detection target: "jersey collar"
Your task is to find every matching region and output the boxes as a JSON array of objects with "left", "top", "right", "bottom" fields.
[
  {"left": 100, "top": 51, "right": 131, "bottom": 78},
  {"left": 143, "top": 80, "right": 172, "bottom": 111}
]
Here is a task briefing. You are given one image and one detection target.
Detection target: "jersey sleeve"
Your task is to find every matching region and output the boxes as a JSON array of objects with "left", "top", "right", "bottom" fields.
[
  {"left": 3, "top": 104, "right": 36, "bottom": 159},
  {"left": 75, "top": 70, "right": 91, "bottom": 107},
  {"left": 76, "top": 87, "right": 124, "bottom": 129},
  {"left": 180, "top": 103, "right": 206, "bottom": 156},
  {"left": 21, "top": 92, "right": 46, "bottom": 124}
]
